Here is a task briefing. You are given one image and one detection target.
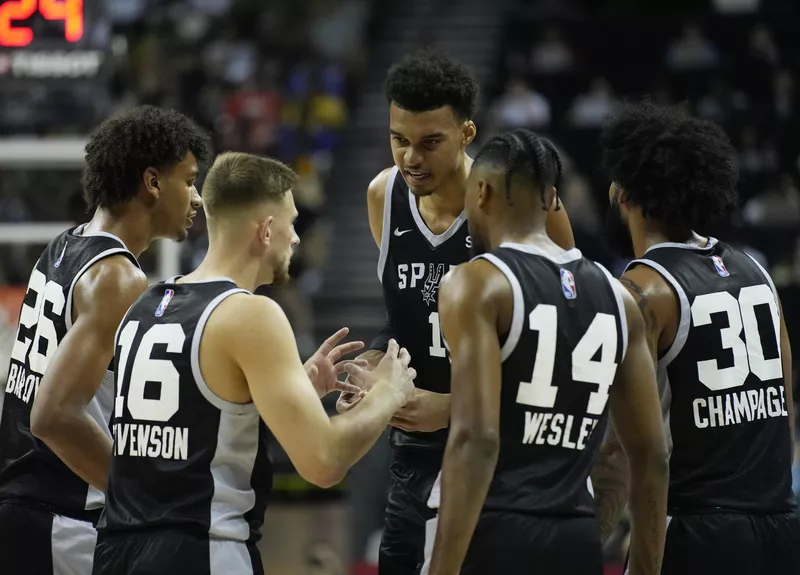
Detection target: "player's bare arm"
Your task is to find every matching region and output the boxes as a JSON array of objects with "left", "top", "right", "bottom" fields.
[
  {"left": 591, "top": 264, "right": 676, "bottom": 542},
  {"left": 337, "top": 167, "right": 403, "bottom": 414},
  {"left": 428, "top": 260, "right": 508, "bottom": 575},
  {"left": 778, "top": 298, "right": 794, "bottom": 448},
  {"left": 31, "top": 256, "right": 148, "bottom": 491},
  {"left": 607, "top": 283, "right": 669, "bottom": 575},
  {"left": 545, "top": 198, "right": 576, "bottom": 250},
  {"left": 208, "top": 294, "right": 416, "bottom": 488}
]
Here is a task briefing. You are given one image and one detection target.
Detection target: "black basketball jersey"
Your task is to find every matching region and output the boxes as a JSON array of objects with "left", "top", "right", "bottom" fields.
[
  {"left": 378, "top": 166, "right": 471, "bottom": 450},
  {"left": 625, "top": 238, "right": 795, "bottom": 514},
  {"left": 429, "top": 243, "right": 627, "bottom": 516},
  {"left": 99, "top": 279, "right": 272, "bottom": 543},
  {"left": 0, "top": 225, "right": 138, "bottom": 520}
]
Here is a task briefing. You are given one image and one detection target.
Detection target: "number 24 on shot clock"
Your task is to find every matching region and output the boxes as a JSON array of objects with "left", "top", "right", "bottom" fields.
[{"left": 0, "top": 0, "right": 83, "bottom": 48}]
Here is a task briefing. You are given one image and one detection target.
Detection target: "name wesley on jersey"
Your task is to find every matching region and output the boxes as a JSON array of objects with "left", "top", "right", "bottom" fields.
[
  {"left": 523, "top": 411, "right": 601, "bottom": 451},
  {"left": 693, "top": 384, "right": 788, "bottom": 429},
  {"left": 112, "top": 422, "right": 189, "bottom": 461},
  {"left": 4, "top": 362, "right": 40, "bottom": 405}
]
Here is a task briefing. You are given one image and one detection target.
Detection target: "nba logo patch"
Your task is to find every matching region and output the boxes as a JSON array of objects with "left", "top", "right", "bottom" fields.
[
  {"left": 155, "top": 289, "right": 175, "bottom": 317},
  {"left": 711, "top": 255, "right": 730, "bottom": 277},
  {"left": 560, "top": 268, "right": 577, "bottom": 300}
]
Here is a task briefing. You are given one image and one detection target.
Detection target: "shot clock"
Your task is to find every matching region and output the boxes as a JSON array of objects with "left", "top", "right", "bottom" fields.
[{"left": 0, "top": 0, "right": 110, "bottom": 86}]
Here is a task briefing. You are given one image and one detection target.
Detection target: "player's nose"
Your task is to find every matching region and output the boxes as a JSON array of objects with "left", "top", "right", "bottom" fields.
[
  {"left": 404, "top": 146, "right": 423, "bottom": 167},
  {"left": 190, "top": 188, "right": 203, "bottom": 210}
]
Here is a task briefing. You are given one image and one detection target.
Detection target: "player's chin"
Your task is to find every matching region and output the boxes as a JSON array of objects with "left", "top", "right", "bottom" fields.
[
  {"left": 408, "top": 184, "right": 435, "bottom": 197},
  {"left": 172, "top": 228, "right": 190, "bottom": 243}
]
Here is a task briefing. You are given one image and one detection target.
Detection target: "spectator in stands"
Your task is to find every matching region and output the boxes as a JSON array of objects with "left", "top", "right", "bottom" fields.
[
  {"left": 568, "top": 77, "right": 617, "bottom": 127},
  {"left": 696, "top": 77, "right": 749, "bottom": 124},
  {"left": 665, "top": 22, "right": 720, "bottom": 70},
  {"left": 489, "top": 77, "right": 551, "bottom": 131},
  {"left": 530, "top": 26, "right": 575, "bottom": 74}
]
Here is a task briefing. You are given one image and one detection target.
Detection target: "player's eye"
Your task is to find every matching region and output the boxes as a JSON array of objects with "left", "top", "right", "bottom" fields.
[{"left": 392, "top": 136, "right": 408, "bottom": 145}]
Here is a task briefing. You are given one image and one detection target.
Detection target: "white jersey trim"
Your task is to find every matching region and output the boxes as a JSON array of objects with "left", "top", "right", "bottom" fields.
[
  {"left": 65, "top": 247, "right": 136, "bottom": 330},
  {"left": 593, "top": 262, "right": 629, "bottom": 361},
  {"left": 377, "top": 166, "right": 397, "bottom": 282},
  {"left": 473, "top": 253, "right": 525, "bottom": 362},
  {"left": 624, "top": 258, "right": 691, "bottom": 370},
  {"left": 190, "top": 288, "right": 257, "bottom": 415}
]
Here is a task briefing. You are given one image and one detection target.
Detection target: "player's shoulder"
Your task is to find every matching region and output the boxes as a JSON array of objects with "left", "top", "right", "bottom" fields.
[
  {"left": 440, "top": 258, "right": 512, "bottom": 310},
  {"left": 367, "top": 166, "right": 396, "bottom": 205},
  {"left": 206, "top": 291, "right": 290, "bottom": 340},
  {"left": 619, "top": 260, "right": 674, "bottom": 302},
  {"left": 76, "top": 253, "right": 148, "bottom": 302}
]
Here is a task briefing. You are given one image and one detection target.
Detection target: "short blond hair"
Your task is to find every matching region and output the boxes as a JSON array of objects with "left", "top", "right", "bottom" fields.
[{"left": 202, "top": 152, "right": 298, "bottom": 216}]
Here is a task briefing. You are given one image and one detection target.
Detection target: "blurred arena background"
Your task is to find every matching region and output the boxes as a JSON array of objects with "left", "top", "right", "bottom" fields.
[{"left": 1, "top": 0, "right": 799, "bottom": 573}]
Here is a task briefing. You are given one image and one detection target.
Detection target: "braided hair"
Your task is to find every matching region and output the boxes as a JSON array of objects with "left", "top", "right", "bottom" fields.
[{"left": 473, "top": 128, "right": 563, "bottom": 210}]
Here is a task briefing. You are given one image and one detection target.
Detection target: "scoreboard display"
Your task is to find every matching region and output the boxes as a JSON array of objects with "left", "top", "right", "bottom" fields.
[{"left": 0, "top": 0, "right": 109, "bottom": 85}]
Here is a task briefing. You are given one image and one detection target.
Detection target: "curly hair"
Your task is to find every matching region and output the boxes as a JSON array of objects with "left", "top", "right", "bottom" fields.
[
  {"left": 600, "top": 100, "right": 739, "bottom": 230},
  {"left": 82, "top": 105, "right": 212, "bottom": 210},
  {"left": 473, "top": 128, "right": 563, "bottom": 209},
  {"left": 384, "top": 49, "right": 479, "bottom": 120}
]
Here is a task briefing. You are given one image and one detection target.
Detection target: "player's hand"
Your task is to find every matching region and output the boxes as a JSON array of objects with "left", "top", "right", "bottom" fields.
[
  {"left": 304, "top": 327, "right": 369, "bottom": 398},
  {"left": 390, "top": 389, "right": 450, "bottom": 432},
  {"left": 359, "top": 339, "right": 416, "bottom": 407}
]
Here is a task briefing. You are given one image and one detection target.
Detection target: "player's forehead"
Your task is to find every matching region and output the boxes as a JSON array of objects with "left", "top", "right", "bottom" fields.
[
  {"left": 389, "top": 103, "right": 459, "bottom": 138},
  {"left": 280, "top": 188, "right": 298, "bottom": 218}
]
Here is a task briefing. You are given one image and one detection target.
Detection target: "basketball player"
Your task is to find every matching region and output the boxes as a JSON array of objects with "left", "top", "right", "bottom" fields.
[
  {"left": 593, "top": 101, "right": 800, "bottom": 574},
  {"left": 92, "top": 152, "right": 418, "bottom": 575},
  {"left": 0, "top": 105, "right": 211, "bottom": 575},
  {"left": 337, "top": 49, "right": 576, "bottom": 574},
  {"left": 425, "top": 129, "right": 668, "bottom": 575}
]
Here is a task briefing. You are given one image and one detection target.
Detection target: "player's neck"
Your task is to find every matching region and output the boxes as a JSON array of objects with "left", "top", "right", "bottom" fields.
[
  {"left": 187, "top": 244, "right": 263, "bottom": 292},
  {"left": 418, "top": 155, "right": 472, "bottom": 216},
  {"left": 632, "top": 222, "right": 708, "bottom": 258},
  {"left": 83, "top": 208, "right": 151, "bottom": 257}
]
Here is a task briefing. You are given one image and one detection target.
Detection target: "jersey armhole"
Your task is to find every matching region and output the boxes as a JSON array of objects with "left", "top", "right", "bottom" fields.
[
  {"left": 474, "top": 253, "right": 525, "bottom": 362},
  {"left": 743, "top": 252, "right": 779, "bottom": 310},
  {"left": 592, "top": 262, "right": 629, "bottom": 361},
  {"left": 377, "top": 166, "right": 398, "bottom": 282},
  {"left": 65, "top": 248, "right": 139, "bottom": 331},
  {"left": 190, "top": 288, "right": 258, "bottom": 415},
  {"left": 624, "top": 258, "right": 691, "bottom": 370}
]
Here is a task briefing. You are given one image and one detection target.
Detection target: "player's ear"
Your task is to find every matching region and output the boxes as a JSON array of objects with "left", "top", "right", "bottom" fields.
[
  {"left": 462, "top": 120, "right": 476, "bottom": 147},
  {"left": 142, "top": 167, "right": 160, "bottom": 203},
  {"left": 477, "top": 178, "right": 492, "bottom": 210},
  {"left": 257, "top": 216, "right": 274, "bottom": 247},
  {"left": 545, "top": 185, "right": 558, "bottom": 211}
]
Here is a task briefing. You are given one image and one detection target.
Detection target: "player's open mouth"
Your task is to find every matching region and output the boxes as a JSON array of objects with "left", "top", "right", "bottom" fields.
[{"left": 405, "top": 170, "right": 430, "bottom": 185}]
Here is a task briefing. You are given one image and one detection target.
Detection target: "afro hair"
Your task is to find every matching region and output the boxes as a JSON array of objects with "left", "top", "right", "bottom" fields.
[
  {"left": 600, "top": 100, "right": 739, "bottom": 231},
  {"left": 384, "top": 49, "right": 479, "bottom": 121},
  {"left": 82, "top": 105, "right": 211, "bottom": 210}
]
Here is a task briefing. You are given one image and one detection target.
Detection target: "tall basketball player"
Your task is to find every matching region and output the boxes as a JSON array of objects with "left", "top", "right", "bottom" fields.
[
  {"left": 92, "top": 152, "right": 417, "bottom": 575},
  {"left": 0, "top": 105, "right": 211, "bottom": 575},
  {"left": 337, "top": 49, "right": 576, "bottom": 575},
  {"left": 425, "top": 129, "right": 668, "bottom": 575},
  {"left": 594, "top": 101, "right": 800, "bottom": 574}
]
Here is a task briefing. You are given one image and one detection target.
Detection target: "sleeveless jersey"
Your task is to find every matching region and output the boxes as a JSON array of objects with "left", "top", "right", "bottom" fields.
[
  {"left": 0, "top": 225, "right": 138, "bottom": 521},
  {"left": 99, "top": 279, "right": 272, "bottom": 543},
  {"left": 378, "top": 166, "right": 471, "bottom": 450},
  {"left": 427, "top": 243, "right": 627, "bottom": 516},
  {"left": 625, "top": 239, "right": 795, "bottom": 514}
]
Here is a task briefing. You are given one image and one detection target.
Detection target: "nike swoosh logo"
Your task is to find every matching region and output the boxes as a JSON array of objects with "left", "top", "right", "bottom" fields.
[{"left": 394, "top": 228, "right": 413, "bottom": 237}]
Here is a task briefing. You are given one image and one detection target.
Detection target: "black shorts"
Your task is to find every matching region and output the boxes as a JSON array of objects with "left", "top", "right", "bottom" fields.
[
  {"left": 92, "top": 529, "right": 264, "bottom": 575},
  {"left": 435, "top": 511, "right": 602, "bottom": 575},
  {"left": 659, "top": 511, "right": 800, "bottom": 575},
  {"left": 0, "top": 501, "right": 97, "bottom": 575},
  {"left": 378, "top": 449, "right": 441, "bottom": 575}
]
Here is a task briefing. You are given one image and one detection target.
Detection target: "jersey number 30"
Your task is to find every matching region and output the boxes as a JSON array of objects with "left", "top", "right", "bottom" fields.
[
  {"left": 114, "top": 321, "right": 185, "bottom": 422},
  {"left": 516, "top": 304, "right": 619, "bottom": 416},
  {"left": 692, "top": 285, "right": 781, "bottom": 391}
]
